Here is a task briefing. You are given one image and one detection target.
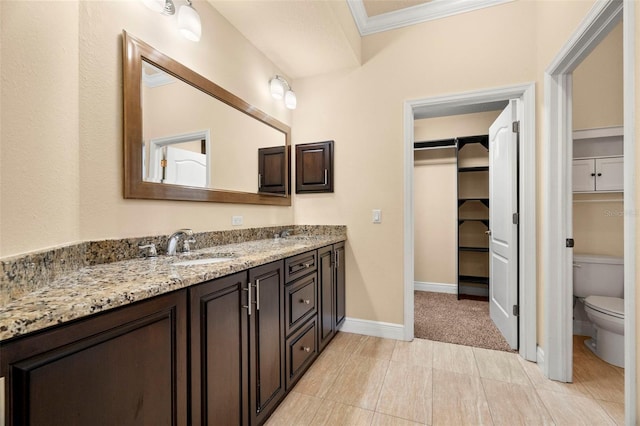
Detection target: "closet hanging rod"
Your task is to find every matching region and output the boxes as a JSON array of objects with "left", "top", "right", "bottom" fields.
[{"left": 413, "top": 145, "right": 458, "bottom": 151}]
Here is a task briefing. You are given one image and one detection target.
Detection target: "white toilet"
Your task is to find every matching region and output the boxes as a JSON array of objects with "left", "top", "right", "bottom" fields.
[{"left": 573, "top": 254, "right": 624, "bottom": 368}]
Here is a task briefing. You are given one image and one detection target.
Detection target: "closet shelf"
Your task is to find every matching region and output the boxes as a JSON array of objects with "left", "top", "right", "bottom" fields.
[
  {"left": 459, "top": 275, "right": 489, "bottom": 285},
  {"left": 458, "top": 219, "right": 489, "bottom": 227},
  {"left": 458, "top": 198, "right": 489, "bottom": 208},
  {"left": 458, "top": 166, "right": 489, "bottom": 172},
  {"left": 459, "top": 246, "right": 489, "bottom": 253}
]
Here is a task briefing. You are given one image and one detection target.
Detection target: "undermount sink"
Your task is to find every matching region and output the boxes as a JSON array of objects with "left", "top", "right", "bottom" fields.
[{"left": 172, "top": 253, "right": 236, "bottom": 267}]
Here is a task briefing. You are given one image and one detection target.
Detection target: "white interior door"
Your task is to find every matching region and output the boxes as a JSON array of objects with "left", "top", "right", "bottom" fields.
[
  {"left": 164, "top": 146, "right": 207, "bottom": 187},
  {"left": 489, "top": 100, "right": 519, "bottom": 349}
]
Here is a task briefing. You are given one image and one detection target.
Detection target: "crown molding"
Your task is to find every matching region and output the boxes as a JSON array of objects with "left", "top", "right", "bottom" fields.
[{"left": 347, "top": 0, "right": 515, "bottom": 36}]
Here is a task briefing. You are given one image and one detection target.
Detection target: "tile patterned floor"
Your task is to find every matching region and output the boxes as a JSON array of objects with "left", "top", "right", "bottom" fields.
[{"left": 267, "top": 333, "right": 624, "bottom": 425}]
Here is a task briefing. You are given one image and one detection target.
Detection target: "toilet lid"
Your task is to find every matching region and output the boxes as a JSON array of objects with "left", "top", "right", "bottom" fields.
[{"left": 584, "top": 296, "right": 624, "bottom": 319}]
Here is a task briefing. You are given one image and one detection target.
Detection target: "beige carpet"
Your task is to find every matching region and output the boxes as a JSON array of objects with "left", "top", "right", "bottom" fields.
[{"left": 414, "top": 291, "right": 514, "bottom": 352}]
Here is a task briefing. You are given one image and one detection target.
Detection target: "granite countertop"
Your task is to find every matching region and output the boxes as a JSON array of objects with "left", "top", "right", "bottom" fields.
[{"left": 0, "top": 235, "right": 345, "bottom": 342}]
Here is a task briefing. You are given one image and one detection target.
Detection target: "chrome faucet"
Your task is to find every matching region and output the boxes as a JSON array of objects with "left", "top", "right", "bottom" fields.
[
  {"left": 167, "top": 229, "right": 194, "bottom": 255},
  {"left": 279, "top": 229, "right": 294, "bottom": 238}
]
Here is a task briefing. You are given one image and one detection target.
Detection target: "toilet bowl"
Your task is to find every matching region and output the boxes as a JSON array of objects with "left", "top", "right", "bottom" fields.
[
  {"left": 573, "top": 254, "right": 624, "bottom": 368},
  {"left": 583, "top": 295, "right": 624, "bottom": 367}
]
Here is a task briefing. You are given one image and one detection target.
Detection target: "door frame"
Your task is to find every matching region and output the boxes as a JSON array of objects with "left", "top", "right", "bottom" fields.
[
  {"left": 403, "top": 82, "right": 537, "bottom": 361},
  {"left": 543, "top": 0, "right": 635, "bottom": 421}
]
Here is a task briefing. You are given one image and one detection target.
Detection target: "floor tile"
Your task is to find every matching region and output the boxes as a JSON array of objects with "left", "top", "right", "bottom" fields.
[
  {"left": 376, "top": 361, "right": 432, "bottom": 424},
  {"left": 432, "top": 369, "right": 492, "bottom": 425},
  {"left": 310, "top": 400, "right": 374, "bottom": 425},
  {"left": 265, "top": 391, "right": 323, "bottom": 426},
  {"left": 354, "top": 336, "right": 397, "bottom": 360},
  {"left": 323, "top": 354, "right": 389, "bottom": 410},
  {"left": 482, "top": 378, "right": 553, "bottom": 425},
  {"left": 294, "top": 349, "right": 350, "bottom": 398},
  {"left": 517, "top": 356, "right": 594, "bottom": 399},
  {"left": 473, "top": 346, "right": 530, "bottom": 385},
  {"left": 536, "top": 388, "right": 617, "bottom": 425},
  {"left": 598, "top": 400, "right": 625, "bottom": 425},
  {"left": 432, "top": 340, "right": 479, "bottom": 376},
  {"left": 391, "top": 338, "right": 433, "bottom": 368},
  {"left": 371, "top": 412, "right": 426, "bottom": 426},
  {"left": 325, "top": 331, "right": 368, "bottom": 354}
]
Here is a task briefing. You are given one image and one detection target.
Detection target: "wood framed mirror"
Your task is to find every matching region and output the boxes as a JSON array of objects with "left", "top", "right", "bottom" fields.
[{"left": 122, "top": 31, "right": 291, "bottom": 206}]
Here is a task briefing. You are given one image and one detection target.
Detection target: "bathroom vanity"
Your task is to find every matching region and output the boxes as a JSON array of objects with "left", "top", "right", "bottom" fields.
[{"left": 0, "top": 231, "right": 346, "bottom": 425}]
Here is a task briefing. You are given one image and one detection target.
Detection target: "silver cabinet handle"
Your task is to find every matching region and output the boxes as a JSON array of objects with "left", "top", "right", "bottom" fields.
[
  {"left": 243, "top": 281, "right": 252, "bottom": 316},
  {"left": 573, "top": 263, "right": 582, "bottom": 268},
  {"left": 304, "top": 263, "right": 311, "bottom": 269},
  {"left": 301, "top": 346, "right": 311, "bottom": 353},
  {"left": 300, "top": 299, "right": 311, "bottom": 305},
  {"left": 324, "top": 169, "right": 328, "bottom": 185},
  {"left": 255, "top": 278, "right": 261, "bottom": 311},
  {"left": 258, "top": 173, "right": 262, "bottom": 188},
  {"left": 335, "top": 250, "right": 339, "bottom": 268},
  {"left": 485, "top": 230, "right": 492, "bottom": 236}
]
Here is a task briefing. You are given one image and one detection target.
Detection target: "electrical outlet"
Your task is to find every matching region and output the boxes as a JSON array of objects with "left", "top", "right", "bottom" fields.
[
  {"left": 232, "top": 215, "right": 243, "bottom": 226},
  {"left": 372, "top": 209, "right": 382, "bottom": 224}
]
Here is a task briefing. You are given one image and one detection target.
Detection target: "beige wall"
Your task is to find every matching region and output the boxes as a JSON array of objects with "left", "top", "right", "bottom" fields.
[
  {"left": 0, "top": 0, "right": 294, "bottom": 257},
  {"left": 413, "top": 111, "right": 500, "bottom": 285},
  {"left": 571, "top": 20, "right": 624, "bottom": 260},
  {"left": 293, "top": 0, "right": 593, "bottom": 325}
]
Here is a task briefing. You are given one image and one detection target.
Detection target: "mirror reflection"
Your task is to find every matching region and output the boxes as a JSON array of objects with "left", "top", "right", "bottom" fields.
[
  {"left": 141, "top": 61, "right": 286, "bottom": 193},
  {"left": 123, "top": 31, "right": 291, "bottom": 205}
]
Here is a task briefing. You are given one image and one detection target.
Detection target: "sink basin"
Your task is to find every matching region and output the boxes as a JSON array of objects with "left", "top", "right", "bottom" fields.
[{"left": 172, "top": 253, "right": 235, "bottom": 267}]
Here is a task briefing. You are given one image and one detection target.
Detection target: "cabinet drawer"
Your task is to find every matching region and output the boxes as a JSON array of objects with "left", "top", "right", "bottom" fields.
[
  {"left": 285, "top": 318, "right": 318, "bottom": 390},
  {"left": 285, "top": 250, "right": 317, "bottom": 282},
  {"left": 285, "top": 273, "right": 317, "bottom": 336}
]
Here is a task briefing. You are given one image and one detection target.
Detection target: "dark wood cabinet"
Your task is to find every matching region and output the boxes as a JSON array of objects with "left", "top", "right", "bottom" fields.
[
  {"left": 318, "top": 243, "right": 346, "bottom": 351},
  {"left": 190, "top": 272, "right": 249, "bottom": 426},
  {"left": 295, "top": 140, "right": 334, "bottom": 193},
  {"left": 0, "top": 290, "right": 188, "bottom": 426},
  {"left": 334, "top": 242, "right": 346, "bottom": 328},
  {"left": 258, "top": 146, "right": 289, "bottom": 195},
  {"left": 248, "top": 261, "right": 286, "bottom": 425},
  {"left": 1, "top": 245, "right": 344, "bottom": 426}
]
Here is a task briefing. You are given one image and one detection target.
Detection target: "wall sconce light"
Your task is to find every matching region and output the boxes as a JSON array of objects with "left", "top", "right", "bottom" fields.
[
  {"left": 142, "top": 0, "right": 202, "bottom": 42},
  {"left": 269, "top": 75, "right": 297, "bottom": 110}
]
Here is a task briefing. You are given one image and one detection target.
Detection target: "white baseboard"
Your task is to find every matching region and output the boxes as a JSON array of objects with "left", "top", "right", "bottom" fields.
[
  {"left": 338, "top": 317, "right": 405, "bottom": 340},
  {"left": 414, "top": 281, "right": 457, "bottom": 293},
  {"left": 536, "top": 345, "right": 544, "bottom": 371},
  {"left": 573, "top": 320, "right": 595, "bottom": 338}
]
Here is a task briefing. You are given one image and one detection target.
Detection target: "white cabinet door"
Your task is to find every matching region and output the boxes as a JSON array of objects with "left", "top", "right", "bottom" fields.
[
  {"left": 572, "top": 159, "right": 595, "bottom": 192},
  {"left": 595, "top": 157, "right": 623, "bottom": 191},
  {"left": 572, "top": 157, "right": 623, "bottom": 192}
]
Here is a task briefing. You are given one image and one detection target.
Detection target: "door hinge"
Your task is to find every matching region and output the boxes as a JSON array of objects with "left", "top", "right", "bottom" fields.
[
  {"left": 512, "top": 212, "right": 519, "bottom": 225},
  {"left": 512, "top": 121, "right": 520, "bottom": 133},
  {"left": 566, "top": 238, "right": 575, "bottom": 248},
  {"left": 513, "top": 305, "right": 520, "bottom": 317}
]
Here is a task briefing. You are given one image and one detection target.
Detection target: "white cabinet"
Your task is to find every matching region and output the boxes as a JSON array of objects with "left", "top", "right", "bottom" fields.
[{"left": 573, "top": 156, "right": 623, "bottom": 192}]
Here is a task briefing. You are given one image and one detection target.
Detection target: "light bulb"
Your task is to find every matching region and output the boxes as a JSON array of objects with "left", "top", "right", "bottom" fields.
[
  {"left": 284, "top": 90, "right": 297, "bottom": 110},
  {"left": 270, "top": 77, "right": 285, "bottom": 100},
  {"left": 178, "top": 3, "right": 201, "bottom": 42}
]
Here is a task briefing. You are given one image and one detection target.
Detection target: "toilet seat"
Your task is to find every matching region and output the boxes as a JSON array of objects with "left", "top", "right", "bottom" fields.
[{"left": 584, "top": 296, "right": 624, "bottom": 319}]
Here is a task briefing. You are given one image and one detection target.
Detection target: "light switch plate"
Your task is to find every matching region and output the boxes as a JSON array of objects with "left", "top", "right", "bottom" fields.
[
  {"left": 372, "top": 209, "right": 382, "bottom": 224},
  {"left": 232, "top": 215, "right": 243, "bottom": 226}
]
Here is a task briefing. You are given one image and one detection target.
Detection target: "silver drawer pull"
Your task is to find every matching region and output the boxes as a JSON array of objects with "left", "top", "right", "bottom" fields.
[
  {"left": 301, "top": 346, "right": 311, "bottom": 353},
  {"left": 300, "top": 299, "right": 311, "bottom": 305},
  {"left": 304, "top": 263, "right": 311, "bottom": 268}
]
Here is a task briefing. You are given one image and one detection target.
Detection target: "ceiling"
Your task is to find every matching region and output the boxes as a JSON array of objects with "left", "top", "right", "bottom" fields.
[{"left": 207, "top": 0, "right": 512, "bottom": 80}]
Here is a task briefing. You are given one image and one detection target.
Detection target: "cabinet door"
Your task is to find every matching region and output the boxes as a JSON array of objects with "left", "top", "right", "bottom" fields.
[
  {"left": 258, "top": 146, "right": 288, "bottom": 195},
  {"left": 0, "top": 291, "right": 188, "bottom": 426},
  {"left": 317, "top": 245, "right": 335, "bottom": 351},
  {"left": 295, "top": 140, "right": 334, "bottom": 193},
  {"left": 572, "top": 159, "right": 595, "bottom": 192},
  {"left": 190, "top": 272, "right": 249, "bottom": 426},
  {"left": 595, "top": 157, "right": 624, "bottom": 191},
  {"left": 334, "top": 242, "right": 346, "bottom": 328},
  {"left": 248, "top": 261, "right": 285, "bottom": 425}
]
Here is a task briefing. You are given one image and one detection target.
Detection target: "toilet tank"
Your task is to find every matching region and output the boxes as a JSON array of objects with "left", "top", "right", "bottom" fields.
[{"left": 573, "top": 254, "right": 624, "bottom": 298}]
